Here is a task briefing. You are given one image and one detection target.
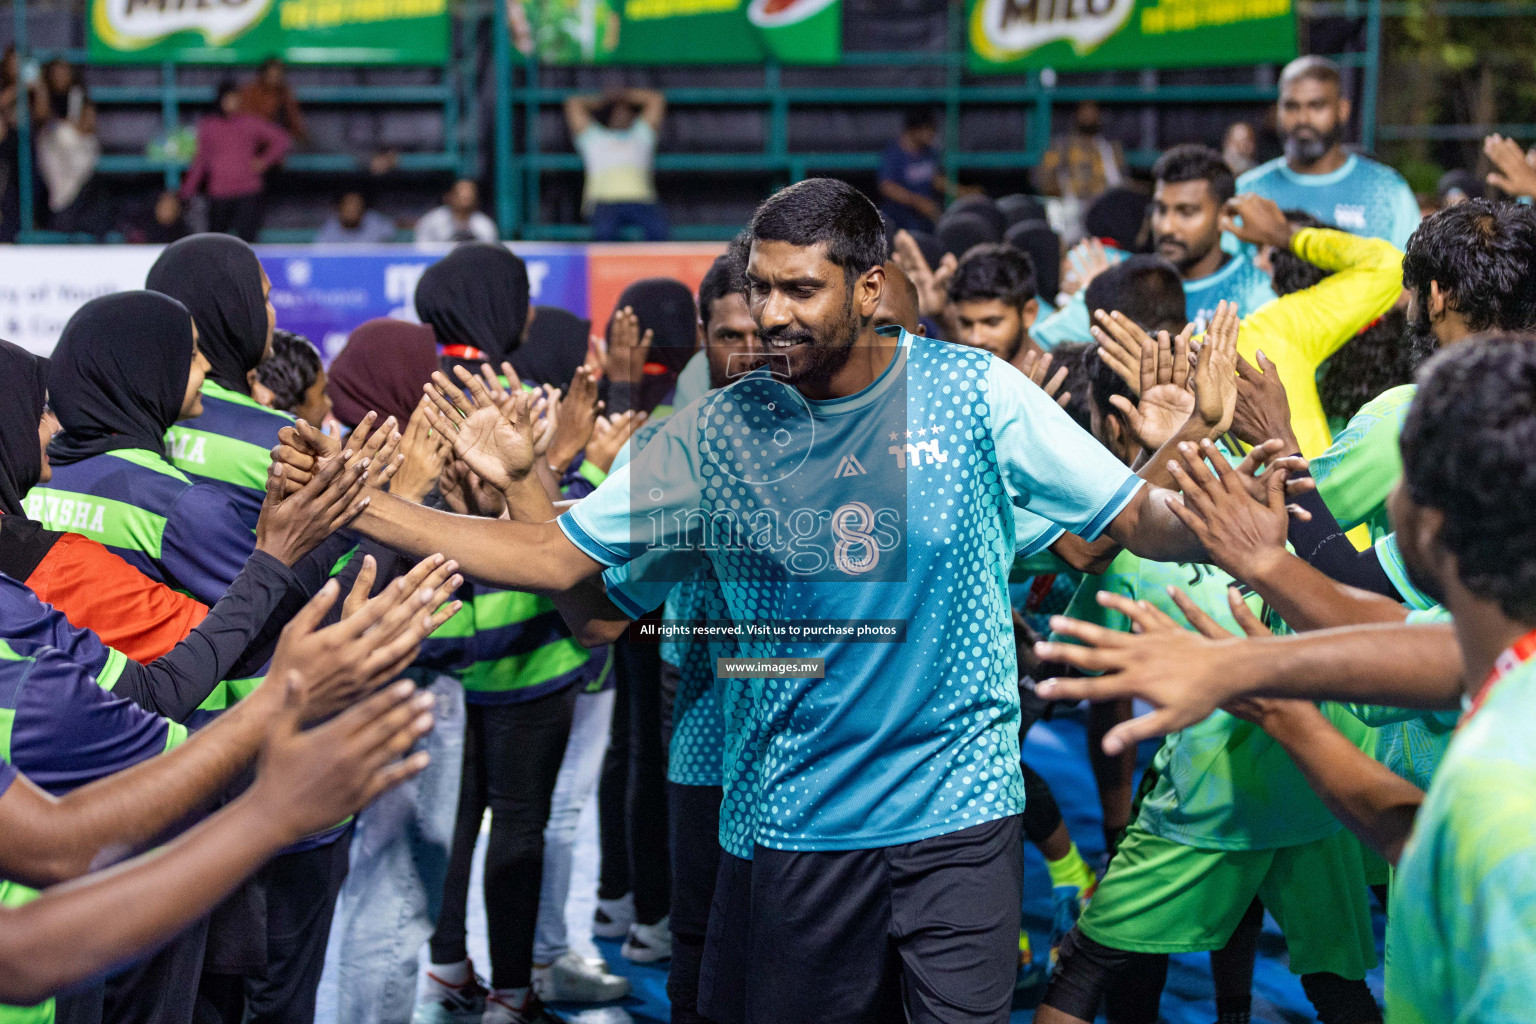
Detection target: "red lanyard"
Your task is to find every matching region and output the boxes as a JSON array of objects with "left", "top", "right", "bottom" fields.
[
  {"left": 439, "top": 344, "right": 488, "bottom": 363},
  {"left": 1464, "top": 627, "right": 1536, "bottom": 722}
]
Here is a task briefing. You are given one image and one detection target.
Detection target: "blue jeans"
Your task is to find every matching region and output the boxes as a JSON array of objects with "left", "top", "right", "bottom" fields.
[
  {"left": 591, "top": 202, "right": 669, "bottom": 241},
  {"left": 533, "top": 687, "right": 616, "bottom": 964},
  {"left": 317, "top": 673, "right": 466, "bottom": 1024}
]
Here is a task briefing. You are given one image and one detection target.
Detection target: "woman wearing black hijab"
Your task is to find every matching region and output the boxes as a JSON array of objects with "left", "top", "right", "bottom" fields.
[
  {"left": 32, "top": 291, "right": 255, "bottom": 609},
  {"left": 415, "top": 242, "right": 532, "bottom": 374},
  {"left": 146, "top": 232, "right": 300, "bottom": 531},
  {"left": 605, "top": 277, "right": 698, "bottom": 416}
]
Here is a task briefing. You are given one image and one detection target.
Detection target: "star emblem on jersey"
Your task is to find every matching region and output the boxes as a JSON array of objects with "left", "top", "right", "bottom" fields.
[{"left": 833, "top": 455, "right": 867, "bottom": 478}]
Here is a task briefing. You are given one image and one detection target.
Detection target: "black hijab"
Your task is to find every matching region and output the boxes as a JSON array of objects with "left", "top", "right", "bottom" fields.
[
  {"left": 512, "top": 306, "right": 590, "bottom": 389},
  {"left": 414, "top": 243, "right": 530, "bottom": 365},
  {"left": 47, "top": 291, "right": 196, "bottom": 466},
  {"left": 146, "top": 233, "right": 269, "bottom": 394},
  {"left": 0, "top": 339, "right": 48, "bottom": 515},
  {"left": 609, "top": 278, "right": 698, "bottom": 412}
]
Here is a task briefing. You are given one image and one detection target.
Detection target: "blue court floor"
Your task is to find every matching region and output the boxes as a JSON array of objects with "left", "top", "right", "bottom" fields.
[{"left": 320, "top": 707, "right": 1386, "bottom": 1024}]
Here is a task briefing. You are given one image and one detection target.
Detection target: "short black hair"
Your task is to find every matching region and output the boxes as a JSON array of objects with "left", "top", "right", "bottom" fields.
[
  {"left": 215, "top": 79, "right": 239, "bottom": 109},
  {"left": 1401, "top": 200, "right": 1536, "bottom": 333},
  {"left": 903, "top": 107, "right": 938, "bottom": 133},
  {"left": 1280, "top": 55, "right": 1342, "bottom": 93},
  {"left": 748, "top": 178, "right": 888, "bottom": 286},
  {"left": 699, "top": 251, "right": 744, "bottom": 332},
  {"left": 946, "top": 243, "right": 1037, "bottom": 309},
  {"left": 1318, "top": 307, "right": 1435, "bottom": 424},
  {"left": 257, "top": 329, "right": 323, "bottom": 414},
  {"left": 1401, "top": 334, "right": 1536, "bottom": 621},
  {"left": 1085, "top": 343, "right": 1136, "bottom": 427},
  {"left": 1049, "top": 340, "right": 1095, "bottom": 432},
  {"left": 1268, "top": 209, "right": 1329, "bottom": 297},
  {"left": 1084, "top": 255, "right": 1186, "bottom": 336},
  {"left": 1152, "top": 144, "right": 1236, "bottom": 206}
]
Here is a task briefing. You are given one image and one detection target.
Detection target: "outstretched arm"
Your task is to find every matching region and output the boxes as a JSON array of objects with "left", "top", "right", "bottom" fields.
[
  {"left": 1035, "top": 590, "right": 1463, "bottom": 755},
  {"left": 0, "top": 676, "right": 433, "bottom": 1005}
]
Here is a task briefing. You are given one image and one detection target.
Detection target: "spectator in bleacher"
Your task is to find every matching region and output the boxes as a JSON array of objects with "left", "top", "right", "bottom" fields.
[
  {"left": 564, "top": 86, "right": 668, "bottom": 241},
  {"left": 415, "top": 178, "right": 498, "bottom": 244},
  {"left": 239, "top": 56, "right": 309, "bottom": 145},
  {"left": 316, "top": 189, "right": 397, "bottom": 243},
  {"left": 1222, "top": 120, "right": 1258, "bottom": 175},
  {"left": 122, "top": 190, "right": 189, "bottom": 245},
  {"left": 181, "top": 80, "right": 291, "bottom": 242},
  {"left": 1035, "top": 101, "right": 1127, "bottom": 205},
  {"left": 32, "top": 58, "right": 106, "bottom": 237},
  {"left": 878, "top": 107, "right": 946, "bottom": 235}
]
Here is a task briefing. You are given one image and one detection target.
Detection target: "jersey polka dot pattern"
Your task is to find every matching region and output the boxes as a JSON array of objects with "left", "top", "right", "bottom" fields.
[{"left": 678, "top": 337, "right": 1028, "bottom": 854}]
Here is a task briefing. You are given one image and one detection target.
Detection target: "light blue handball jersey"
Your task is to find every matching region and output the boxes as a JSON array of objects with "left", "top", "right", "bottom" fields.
[
  {"left": 1030, "top": 247, "right": 1274, "bottom": 349},
  {"left": 1182, "top": 249, "right": 1277, "bottom": 332},
  {"left": 1233, "top": 153, "right": 1420, "bottom": 250},
  {"left": 561, "top": 327, "right": 1142, "bottom": 853}
]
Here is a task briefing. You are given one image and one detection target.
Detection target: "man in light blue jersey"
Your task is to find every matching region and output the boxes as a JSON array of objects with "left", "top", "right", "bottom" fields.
[
  {"left": 1236, "top": 56, "right": 1419, "bottom": 249},
  {"left": 316, "top": 178, "right": 1209, "bottom": 1024},
  {"left": 1151, "top": 144, "right": 1276, "bottom": 330}
]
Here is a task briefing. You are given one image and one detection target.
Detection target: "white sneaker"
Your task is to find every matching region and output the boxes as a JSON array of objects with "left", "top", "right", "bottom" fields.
[
  {"left": 532, "top": 952, "right": 631, "bottom": 1003},
  {"left": 412, "top": 961, "right": 488, "bottom": 1024},
  {"left": 592, "top": 894, "right": 634, "bottom": 939},
  {"left": 620, "top": 917, "right": 672, "bottom": 963}
]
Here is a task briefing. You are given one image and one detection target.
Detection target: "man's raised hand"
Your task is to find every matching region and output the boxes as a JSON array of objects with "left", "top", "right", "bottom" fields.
[
  {"left": 267, "top": 553, "right": 464, "bottom": 720},
  {"left": 1032, "top": 591, "right": 1250, "bottom": 754},
  {"left": 1165, "top": 438, "right": 1290, "bottom": 583},
  {"left": 1018, "top": 349, "right": 1072, "bottom": 408},
  {"left": 250, "top": 674, "right": 436, "bottom": 843},
  {"left": 421, "top": 365, "right": 539, "bottom": 494},
  {"left": 255, "top": 448, "right": 370, "bottom": 566}
]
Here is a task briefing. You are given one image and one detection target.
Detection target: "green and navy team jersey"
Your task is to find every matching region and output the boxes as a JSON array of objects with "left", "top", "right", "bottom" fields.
[
  {"left": 1386, "top": 656, "right": 1536, "bottom": 1022},
  {"left": 1312, "top": 383, "right": 1415, "bottom": 542},
  {"left": 167, "top": 380, "right": 296, "bottom": 532},
  {"left": 420, "top": 581, "right": 607, "bottom": 706},
  {"left": 1059, "top": 552, "right": 1366, "bottom": 850},
  {"left": 0, "top": 572, "right": 128, "bottom": 691},
  {"left": 24, "top": 448, "right": 254, "bottom": 607},
  {"left": 0, "top": 621, "right": 186, "bottom": 1024},
  {"left": 560, "top": 328, "right": 1142, "bottom": 853},
  {"left": 1342, "top": 605, "right": 1457, "bottom": 793},
  {"left": 1181, "top": 249, "right": 1277, "bottom": 332},
  {"left": 1232, "top": 153, "right": 1420, "bottom": 251},
  {"left": 1030, "top": 246, "right": 1274, "bottom": 350}
]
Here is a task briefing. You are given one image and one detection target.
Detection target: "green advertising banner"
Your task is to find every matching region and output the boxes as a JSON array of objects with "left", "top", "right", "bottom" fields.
[
  {"left": 88, "top": 0, "right": 450, "bottom": 65},
  {"left": 967, "top": 0, "right": 1296, "bottom": 72},
  {"left": 519, "top": 0, "right": 841, "bottom": 65}
]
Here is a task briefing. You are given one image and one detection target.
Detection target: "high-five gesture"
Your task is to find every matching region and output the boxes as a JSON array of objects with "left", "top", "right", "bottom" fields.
[
  {"left": 1018, "top": 349, "right": 1072, "bottom": 408},
  {"left": 421, "top": 365, "right": 540, "bottom": 493},
  {"left": 607, "top": 305, "right": 655, "bottom": 387},
  {"left": 548, "top": 365, "right": 603, "bottom": 473},
  {"left": 254, "top": 449, "right": 370, "bottom": 566},
  {"left": 1092, "top": 309, "right": 1197, "bottom": 452},
  {"left": 1191, "top": 299, "right": 1240, "bottom": 437},
  {"left": 891, "top": 229, "right": 957, "bottom": 320},
  {"left": 1164, "top": 438, "right": 1290, "bottom": 583}
]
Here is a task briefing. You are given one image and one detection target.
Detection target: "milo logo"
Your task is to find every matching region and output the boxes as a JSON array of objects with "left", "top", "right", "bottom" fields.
[
  {"left": 746, "top": 0, "right": 838, "bottom": 25},
  {"left": 971, "top": 0, "right": 1135, "bottom": 62},
  {"left": 92, "top": 0, "right": 275, "bottom": 50}
]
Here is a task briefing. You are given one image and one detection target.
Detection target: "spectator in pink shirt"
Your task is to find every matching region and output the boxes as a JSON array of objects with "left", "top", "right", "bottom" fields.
[{"left": 180, "top": 80, "right": 290, "bottom": 241}]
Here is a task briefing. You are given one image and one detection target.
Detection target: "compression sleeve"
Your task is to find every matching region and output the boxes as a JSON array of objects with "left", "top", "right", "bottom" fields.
[
  {"left": 1287, "top": 477, "right": 1403, "bottom": 600},
  {"left": 108, "top": 551, "right": 303, "bottom": 722}
]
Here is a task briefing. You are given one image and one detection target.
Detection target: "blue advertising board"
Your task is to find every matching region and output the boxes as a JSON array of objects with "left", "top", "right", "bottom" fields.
[{"left": 257, "top": 243, "right": 589, "bottom": 362}]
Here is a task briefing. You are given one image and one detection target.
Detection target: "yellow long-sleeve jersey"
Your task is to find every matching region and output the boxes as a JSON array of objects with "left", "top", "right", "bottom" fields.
[{"left": 1234, "top": 227, "right": 1404, "bottom": 458}]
